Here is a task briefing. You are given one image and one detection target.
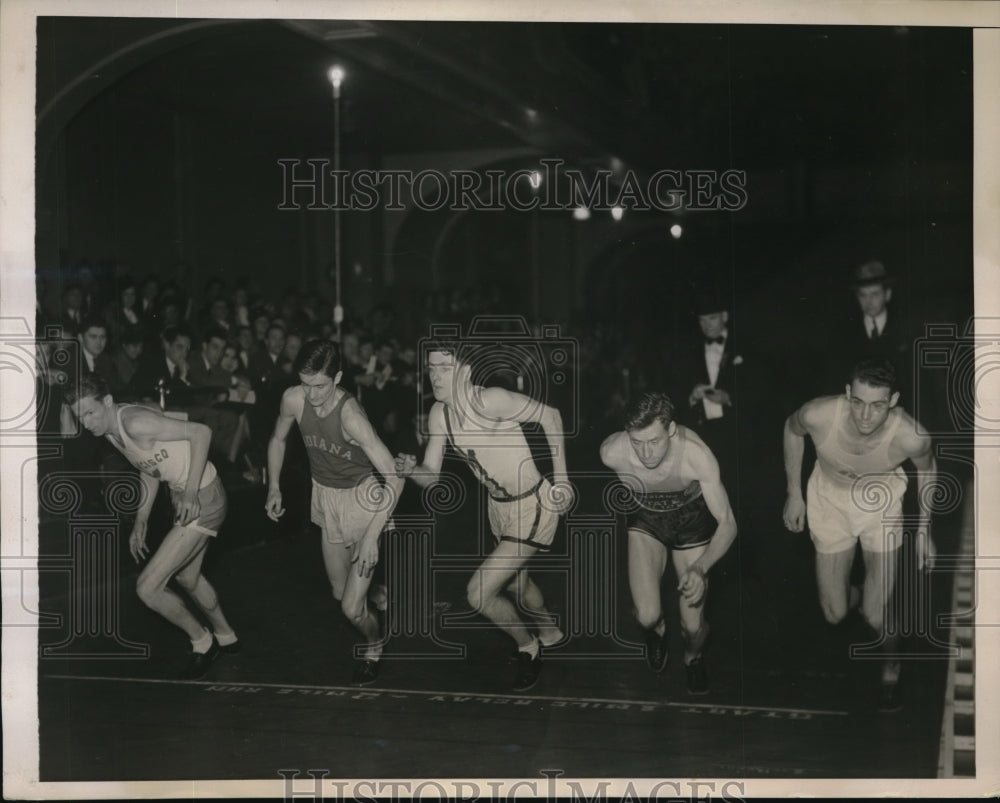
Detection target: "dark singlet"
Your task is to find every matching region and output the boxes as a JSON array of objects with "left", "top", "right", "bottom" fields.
[
  {"left": 442, "top": 404, "right": 540, "bottom": 501},
  {"left": 299, "top": 391, "right": 374, "bottom": 489}
]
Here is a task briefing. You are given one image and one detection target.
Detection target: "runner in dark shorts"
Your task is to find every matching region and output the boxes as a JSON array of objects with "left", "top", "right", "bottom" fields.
[{"left": 601, "top": 392, "right": 736, "bottom": 694}]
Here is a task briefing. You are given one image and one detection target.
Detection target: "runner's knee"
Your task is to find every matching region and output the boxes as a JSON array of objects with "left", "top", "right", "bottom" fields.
[
  {"left": 466, "top": 576, "right": 490, "bottom": 614},
  {"left": 341, "top": 597, "right": 366, "bottom": 624},
  {"left": 174, "top": 571, "right": 197, "bottom": 594},
  {"left": 633, "top": 602, "right": 662, "bottom": 631},
  {"left": 820, "top": 597, "right": 849, "bottom": 625},
  {"left": 136, "top": 573, "right": 165, "bottom": 606},
  {"left": 860, "top": 605, "right": 883, "bottom": 634}
]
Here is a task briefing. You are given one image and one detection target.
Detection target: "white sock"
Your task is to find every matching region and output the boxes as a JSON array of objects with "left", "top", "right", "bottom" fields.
[
  {"left": 191, "top": 630, "right": 214, "bottom": 654},
  {"left": 215, "top": 630, "right": 238, "bottom": 647},
  {"left": 539, "top": 627, "right": 564, "bottom": 647},
  {"left": 519, "top": 638, "right": 540, "bottom": 659}
]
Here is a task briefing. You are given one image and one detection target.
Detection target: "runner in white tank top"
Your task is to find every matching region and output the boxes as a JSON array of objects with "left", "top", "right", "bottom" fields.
[
  {"left": 66, "top": 374, "right": 239, "bottom": 679},
  {"left": 395, "top": 340, "right": 574, "bottom": 693},
  {"left": 782, "top": 359, "right": 937, "bottom": 712}
]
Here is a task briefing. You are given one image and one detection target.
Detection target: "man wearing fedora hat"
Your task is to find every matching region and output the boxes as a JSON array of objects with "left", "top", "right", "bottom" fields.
[{"left": 835, "top": 259, "right": 914, "bottom": 403}]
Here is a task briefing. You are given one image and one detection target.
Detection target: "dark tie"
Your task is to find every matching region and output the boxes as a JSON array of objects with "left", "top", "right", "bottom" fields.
[
  {"left": 169, "top": 363, "right": 178, "bottom": 381},
  {"left": 705, "top": 336, "right": 725, "bottom": 345},
  {"left": 870, "top": 324, "right": 880, "bottom": 340}
]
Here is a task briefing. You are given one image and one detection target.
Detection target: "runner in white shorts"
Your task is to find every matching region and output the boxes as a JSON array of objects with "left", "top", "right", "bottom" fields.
[
  {"left": 396, "top": 339, "right": 574, "bottom": 692},
  {"left": 66, "top": 374, "right": 240, "bottom": 679},
  {"left": 266, "top": 339, "right": 404, "bottom": 686},
  {"left": 783, "top": 359, "right": 937, "bottom": 711}
]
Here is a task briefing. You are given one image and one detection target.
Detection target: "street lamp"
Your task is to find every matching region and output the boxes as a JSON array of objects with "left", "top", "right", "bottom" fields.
[{"left": 328, "top": 65, "right": 346, "bottom": 339}]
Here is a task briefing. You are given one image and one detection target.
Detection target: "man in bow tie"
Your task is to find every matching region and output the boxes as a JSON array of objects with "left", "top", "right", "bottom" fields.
[{"left": 670, "top": 286, "right": 741, "bottom": 492}]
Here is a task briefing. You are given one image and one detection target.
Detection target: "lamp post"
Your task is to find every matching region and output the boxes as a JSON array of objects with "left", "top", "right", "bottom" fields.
[{"left": 328, "top": 65, "right": 345, "bottom": 341}]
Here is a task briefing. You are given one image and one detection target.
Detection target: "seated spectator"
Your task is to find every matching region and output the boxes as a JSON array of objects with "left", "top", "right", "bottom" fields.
[
  {"left": 187, "top": 327, "right": 232, "bottom": 400},
  {"left": 78, "top": 318, "right": 122, "bottom": 393},
  {"left": 249, "top": 322, "right": 288, "bottom": 395},
  {"left": 279, "top": 332, "right": 303, "bottom": 376},
  {"left": 111, "top": 325, "right": 145, "bottom": 393},
  {"left": 104, "top": 278, "right": 145, "bottom": 345},
  {"left": 130, "top": 325, "right": 241, "bottom": 471},
  {"left": 138, "top": 275, "right": 160, "bottom": 316},
  {"left": 59, "top": 283, "right": 86, "bottom": 334},
  {"left": 250, "top": 308, "right": 270, "bottom": 346},
  {"left": 232, "top": 282, "right": 251, "bottom": 327},
  {"left": 235, "top": 325, "right": 254, "bottom": 371}
]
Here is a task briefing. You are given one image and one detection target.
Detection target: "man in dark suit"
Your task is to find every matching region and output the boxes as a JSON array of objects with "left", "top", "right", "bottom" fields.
[
  {"left": 130, "top": 325, "right": 239, "bottom": 468},
  {"left": 828, "top": 260, "right": 914, "bottom": 407},
  {"left": 187, "top": 327, "right": 232, "bottom": 398},
  {"left": 129, "top": 325, "right": 196, "bottom": 408},
  {"left": 78, "top": 318, "right": 123, "bottom": 394},
  {"left": 668, "top": 286, "right": 745, "bottom": 490}
]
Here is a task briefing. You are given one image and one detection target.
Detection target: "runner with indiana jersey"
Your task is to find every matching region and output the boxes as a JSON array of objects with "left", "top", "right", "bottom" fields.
[
  {"left": 65, "top": 374, "right": 240, "bottom": 679},
  {"left": 266, "top": 339, "right": 405, "bottom": 687}
]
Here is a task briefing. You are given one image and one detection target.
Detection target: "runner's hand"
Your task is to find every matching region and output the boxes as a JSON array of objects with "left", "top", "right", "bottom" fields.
[
  {"left": 679, "top": 564, "right": 707, "bottom": 607},
  {"left": 352, "top": 534, "right": 380, "bottom": 579},
  {"left": 175, "top": 489, "right": 200, "bottom": 526},
  {"left": 265, "top": 488, "right": 285, "bottom": 521},
  {"left": 129, "top": 518, "right": 149, "bottom": 563},
  {"left": 395, "top": 453, "right": 417, "bottom": 477},
  {"left": 783, "top": 494, "right": 806, "bottom": 533}
]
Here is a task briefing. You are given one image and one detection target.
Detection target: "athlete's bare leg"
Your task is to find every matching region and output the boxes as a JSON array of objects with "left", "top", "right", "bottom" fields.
[
  {"left": 321, "top": 533, "right": 381, "bottom": 660},
  {"left": 815, "top": 545, "right": 857, "bottom": 625},
  {"left": 467, "top": 540, "right": 536, "bottom": 649},
  {"left": 174, "top": 538, "right": 236, "bottom": 639},
  {"left": 628, "top": 530, "right": 668, "bottom": 635},
  {"left": 672, "top": 544, "right": 711, "bottom": 663},
  {"left": 136, "top": 526, "right": 215, "bottom": 641},
  {"left": 506, "top": 569, "right": 561, "bottom": 644},
  {"left": 860, "top": 546, "right": 901, "bottom": 685}
]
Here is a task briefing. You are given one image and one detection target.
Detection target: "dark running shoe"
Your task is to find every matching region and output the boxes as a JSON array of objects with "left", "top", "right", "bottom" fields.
[
  {"left": 178, "top": 639, "right": 220, "bottom": 680},
  {"left": 686, "top": 656, "right": 709, "bottom": 695},
  {"left": 512, "top": 651, "right": 542, "bottom": 692},
  {"left": 350, "top": 659, "right": 380, "bottom": 687},
  {"left": 218, "top": 638, "right": 242, "bottom": 655},
  {"left": 644, "top": 628, "right": 669, "bottom": 674},
  {"left": 878, "top": 679, "right": 903, "bottom": 713}
]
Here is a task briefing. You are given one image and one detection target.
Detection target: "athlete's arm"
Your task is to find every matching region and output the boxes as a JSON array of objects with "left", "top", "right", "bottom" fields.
[
  {"left": 121, "top": 406, "right": 211, "bottom": 527},
  {"left": 129, "top": 471, "right": 160, "bottom": 563},
  {"left": 265, "top": 386, "right": 302, "bottom": 521},
  {"left": 396, "top": 403, "right": 446, "bottom": 488},
  {"left": 341, "top": 399, "right": 407, "bottom": 577},
  {"left": 678, "top": 443, "right": 737, "bottom": 605},
  {"left": 900, "top": 426, "right": 938, "bottom": 570},
  {"left": 782, "top": 398, "right": 823, "bottom": 533},
  {"left": 480, "top": 387, "right": 574, "bottom": 513}
]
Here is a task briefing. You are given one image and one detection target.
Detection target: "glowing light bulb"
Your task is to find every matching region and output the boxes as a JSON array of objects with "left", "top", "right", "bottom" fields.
[
  {"left": 328, "top": 65, "right": 345, "bottom": 90},
  {"left": 611, "top": 206, "right": 624, "bottom": 222},
  {"left": 670, "top": 223, "right": 683, "bottom": 239},
  {"left": 572, "top": 206, "right": 591, "bottom": 221}
]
